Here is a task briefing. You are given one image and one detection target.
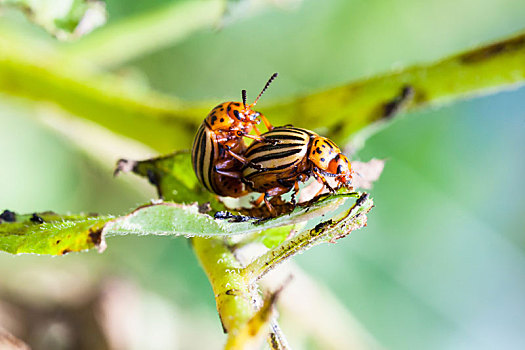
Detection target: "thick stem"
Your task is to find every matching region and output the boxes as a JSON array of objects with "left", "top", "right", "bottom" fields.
[
  {"left": 1, "top": 30, "right": 524, "bottom": 153},
  {"left": 191, "top": 237, "right": 256, "bottom": 334}
]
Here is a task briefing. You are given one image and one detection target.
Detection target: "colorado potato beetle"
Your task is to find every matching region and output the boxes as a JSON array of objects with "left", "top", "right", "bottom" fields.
[
  {"left": 242, "top": 126, "right": 353, "bottom": 213},
  {"left": 191, "top": 73, "right": 278, "bottom": 197}
]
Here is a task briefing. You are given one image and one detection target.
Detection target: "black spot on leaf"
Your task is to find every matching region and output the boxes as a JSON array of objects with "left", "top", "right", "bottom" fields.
[
  {"left": 30, "top": 213, "right": 44, "bottom": 224},
  {"left": 0, "top": 210, "right": 16, "bottom": 222}
]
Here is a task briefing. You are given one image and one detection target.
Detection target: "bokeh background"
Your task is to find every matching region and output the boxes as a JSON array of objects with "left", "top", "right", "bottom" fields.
[{"left": 1, "top": 0, "right": 524, "bottom": 349}]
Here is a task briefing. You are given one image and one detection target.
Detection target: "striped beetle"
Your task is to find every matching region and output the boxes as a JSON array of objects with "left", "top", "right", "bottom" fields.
[
  {"left": 242, "top": 126, "right": 353, "bottom": 213},
  {"left": 191, "top": 74, "right": 278, "bottom": 197}
]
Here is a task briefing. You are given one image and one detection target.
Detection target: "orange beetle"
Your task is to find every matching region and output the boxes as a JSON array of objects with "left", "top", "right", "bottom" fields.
[
  {"left": 191, "top": 74, "right": 278, "bottom": 197},
  {"left": 241, "top": 126, "right": 353, "bottom": 213}
]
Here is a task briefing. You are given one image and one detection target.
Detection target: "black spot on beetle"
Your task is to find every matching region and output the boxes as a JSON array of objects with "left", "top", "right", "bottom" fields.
[
  {"left": 322, "top": 144, "right": 326, "bottom": 148},
  {"left": 56, "top": 240, "right": 61, "bottom": 244},
  {"left": 320, "top": 157, "right": 326, "bottom": 162},
  {"left": 227, "top": 105, "right": 232, "bottom": 112},
  {"left": 61, "top": 249, "right": 71, "bottom": 255},
  {"left": 337, "top": 165, "right": 343, "bottom": 174},
  {"left": 0, "top": 210, "right": 16, "bottom": 222},
  {"left": 314, "top": 139, "right": 319, "bottom": 145},
  {"left": 233, "top": 102, "right": 241, "bottom": 107},
  {"left": 220, "top": 118, "right": 224, "bottom": 122},
  {"left": 30, "top": 213, "right": 44, "bottom": 224},
  {"left": 334, "top": 154, "right": 340, "bottom": 161},
  {"left": 233, "top": 110, "right": 241, "bottom": 119},
  {"left": 211, "top": 115, "right": 218, "bottom": 124}
]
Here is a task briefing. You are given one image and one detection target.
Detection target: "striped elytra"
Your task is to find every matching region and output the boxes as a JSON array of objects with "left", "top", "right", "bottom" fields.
[
  {"left": 242, "top": 126, "right": 353, "bottom": 209},
  {"left": 242, "top": 127, "right": 314, "bottom": 190},
  {"left": 191, "top": 124, "right": 247, "bottom": 197}
]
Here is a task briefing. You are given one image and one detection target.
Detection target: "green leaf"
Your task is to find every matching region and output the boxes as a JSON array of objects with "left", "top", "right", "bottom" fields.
[
  {"left": 115, "top": 151, "right": 220, "bottom": 207},
  {"left": 106, "top": 193, "right": 362, "bottom": 237},
  {"left": 0, "top": 192, "right": 364, "bottom": 255},
  {"left": 0, "top": 210, "right": 111, "bottom": 255}
]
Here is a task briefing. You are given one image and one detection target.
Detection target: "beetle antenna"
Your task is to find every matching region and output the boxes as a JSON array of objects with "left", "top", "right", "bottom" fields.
[
  {"left": 252, "top": 73, "right": 278, "bottom": 107},
  {"left": 241, "top": 89, "right": 247, "bottom": 109}
]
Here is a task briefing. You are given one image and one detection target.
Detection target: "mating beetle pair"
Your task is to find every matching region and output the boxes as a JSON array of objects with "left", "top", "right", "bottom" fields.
[{"left": 191, "top": 74, "right": 353, "bottom": 215}]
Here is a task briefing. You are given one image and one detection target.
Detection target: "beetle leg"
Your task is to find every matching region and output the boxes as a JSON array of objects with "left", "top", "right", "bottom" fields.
[
  {"left": 242, "top": 133, "right": 266, "bottom": 143},
  {"left": 290, "top": 181, "right": 300, "bottom": 206},
  {"left": 243, "top": 133, "right": 280, "bottom": 147},
  {"left": 253, "top": 193, "right": 265, "bottom": 207},
  {"left": 214, "top": 168, "right": 241, "bottom": 178},
  {"left": 239, "top": 129, "right": 279, "bottom": 145},
  {"left": 313, "top": 170, "right": 335, "bottom": 196},
  {"left": 225, "top": 149, "right": 250, "bottom": 165},
  {"left": 252, "top": 124, "right": 262, "bottom": 136},
  {"left": 263, "top": 193, "right": 277, "bottom": 216}
]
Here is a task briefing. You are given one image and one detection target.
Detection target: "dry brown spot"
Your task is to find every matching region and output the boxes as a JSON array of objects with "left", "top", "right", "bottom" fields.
[
  {"left": 459, "top": 35, "right": 525, "bottom": 64},
  {"left": 88, "top": 228, "right": 103, "bottom": 246}
]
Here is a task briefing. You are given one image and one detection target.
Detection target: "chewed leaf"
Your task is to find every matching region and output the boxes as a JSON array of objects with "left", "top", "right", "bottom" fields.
[
  {"left": 0, "top": 192, "right": 363, "bottom": 255},
  {"left": 115, "top": 151, "right": 222, "bottom": 209},
  {"left": 106, "top": 193, "right": 362, "bottom": 237},
  {"left": 242, "top": 193, "right": 374, "bottom": 282},
  {"left": 0, "top": 210, "right": 111, "bottom": 255}
]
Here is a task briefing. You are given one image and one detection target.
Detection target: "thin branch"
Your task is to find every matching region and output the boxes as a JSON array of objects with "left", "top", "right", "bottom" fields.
[
  {"left": 263, "top": 33, "right": 525, "bottom": 145},
  {"left": 242, "top": 194, "right": 373, "bottom": 284},
  {"left": 267, "top": 320, "right": 291, "bottom": 350}
]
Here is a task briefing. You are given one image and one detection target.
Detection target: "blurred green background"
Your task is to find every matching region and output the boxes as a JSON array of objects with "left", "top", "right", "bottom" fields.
[{"left": 1, "top": 0, "right": 524, "bottom": 349}]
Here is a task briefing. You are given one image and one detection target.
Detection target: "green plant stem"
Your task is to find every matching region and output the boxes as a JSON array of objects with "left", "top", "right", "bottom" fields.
[
  {"left": 1, "top": 30, "right": 524, "bottom": 152},
  {"left": 268, "top": 320, "right": 290, "bottom": 350},
  {"left": 242, "top": 194, "right": 373, "bottom": 284},
  {"left": 263, "top": 33, "right": 525, "bottom": 144},
  {"left": 0, "top": 27, "right": 206, "bottom": 151},
  {"left": 191, "top": 237, "right": 256, "bottom": 334},
  {"left": 63, "top": 0, "right": 224, "bottom": 67}
]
